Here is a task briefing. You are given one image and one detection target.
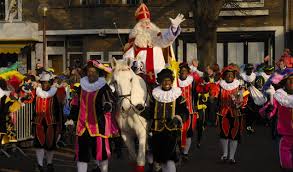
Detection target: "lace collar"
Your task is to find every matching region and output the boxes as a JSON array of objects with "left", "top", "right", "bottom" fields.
[
  {"left": 178, "top": 75, "right": 193, "bottom": 87},
  {"left": 36, "top": 87, "right": 57, "bottom": 98},
  {"left": 219, "top": 79, "right": 240, "bottom": 91},
  {"left": 152, "top": 86, "right": 182, "bottom": 103},
  {"left": 80, "top": 77, "right": 106, "bottom": 92},
  {"left": 240, "top": 72, "right": 256, "bottom": 83},
  {"left": 0, "top": 88, "right": 10, "bottom": 99},
  {"left": 274, "top": 89, "right": 293, "bottom": 108}
]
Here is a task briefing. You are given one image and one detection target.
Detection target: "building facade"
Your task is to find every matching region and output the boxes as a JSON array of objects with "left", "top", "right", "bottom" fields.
[
  {"left": 0, "top": 0, "right": 291, "bottom": 74},
  {"left": 0, "top": 0, "right": 38, "bottom": 73}
]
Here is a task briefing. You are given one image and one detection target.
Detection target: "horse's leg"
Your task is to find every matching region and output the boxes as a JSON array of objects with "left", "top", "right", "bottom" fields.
[
  {"left": 120, "top": 131, "right": 137, "bottom": 164},
  {"left": 133, "top": 115, "right": 147, "bottom": 172}
]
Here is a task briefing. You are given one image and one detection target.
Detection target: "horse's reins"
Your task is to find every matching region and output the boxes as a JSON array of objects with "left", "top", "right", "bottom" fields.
[{"left": 118, "top": 92, "right": 147, "bottom": 115}]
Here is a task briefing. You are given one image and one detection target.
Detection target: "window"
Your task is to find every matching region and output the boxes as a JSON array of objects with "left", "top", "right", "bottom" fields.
[
  {"left": 87, "top": 52, "right": 105, "bottom": 62},
  {"left": 0, "top": 0, "right": 4, "bottom": 20},
  {"left": 235, "top": 0, "right": 262, "bottom": 2},
  {"left": 96, "top": 0, "right": 106, "bottom": 4},
  {"left": 123, "top": 0, "right": 148, "bottom": 5},
  {"left": 68, "top": 52, "right": 83, "bottom": 68},
  {"left": 0, "top": 0, "right": 22, "bottom": 22},
  {"left": 81, "top": 0, "right": 106, "bottom": 5},
  {"left": 223, "top": 0, "right": 264, "bottom": 9},
  {"left": 47, "top": 41, "right": 65, "bottom": 47},
  {"left": 228, "top": 43, "right": 244, "bottom": 66},
  {"left": 80, "top": 0, "right": 87, "bottom": 5},
  {"left": 68, "top": 39, "right": 83, "bottom": 48},
  {"left": 108, "top": 51, "right": 123, "bottom": 61}
]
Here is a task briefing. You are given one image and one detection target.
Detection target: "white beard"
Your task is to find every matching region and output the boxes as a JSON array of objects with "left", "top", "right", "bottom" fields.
[{"left": 129, "top": 21, "right": 162, "bottom": 48}]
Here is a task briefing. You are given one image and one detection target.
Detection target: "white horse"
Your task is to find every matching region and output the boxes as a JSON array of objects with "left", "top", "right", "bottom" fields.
[{"left": 111, "top": 58, "right": 149, "bottom": 171}]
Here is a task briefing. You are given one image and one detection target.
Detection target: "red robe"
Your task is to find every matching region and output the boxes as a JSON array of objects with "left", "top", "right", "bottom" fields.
[
  {"left": 212, "top": 80, "right": 248, "bottom": 139},
  {"left": 178, "top": 75, "right": 197, "bottom": 148}
]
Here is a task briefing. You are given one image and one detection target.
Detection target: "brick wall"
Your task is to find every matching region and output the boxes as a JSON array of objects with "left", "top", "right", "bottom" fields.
[{"left": 22, "top": 0, "right": 285, "bottom": 31}]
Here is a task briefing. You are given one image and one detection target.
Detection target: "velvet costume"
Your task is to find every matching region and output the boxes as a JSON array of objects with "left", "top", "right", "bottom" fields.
[
  {"left": 150, "top": 86, "right": 189, "bottom": 163},
  {"left": 75, "top": 77, "right": 118, "bottom": 162}
]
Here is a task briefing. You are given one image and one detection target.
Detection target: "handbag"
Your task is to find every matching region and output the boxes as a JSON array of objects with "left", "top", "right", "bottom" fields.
[{"left": 248, "top": 85, "right": 267, "bottom": 106}]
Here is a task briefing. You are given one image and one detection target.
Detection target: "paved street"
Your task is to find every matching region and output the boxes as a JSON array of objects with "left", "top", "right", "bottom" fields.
[{"left": 0, "top": 125, "right": 282, "bottom": 172}]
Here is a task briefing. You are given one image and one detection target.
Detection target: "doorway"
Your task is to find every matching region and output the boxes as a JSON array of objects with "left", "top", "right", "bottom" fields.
[{"left": 48, "top": 55, "right": 63, "bottom": 75}]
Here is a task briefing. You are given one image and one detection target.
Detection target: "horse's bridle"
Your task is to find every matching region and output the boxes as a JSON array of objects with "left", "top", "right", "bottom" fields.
[{"left": 113, "top": 69, "right": 147, "bottom": 115}]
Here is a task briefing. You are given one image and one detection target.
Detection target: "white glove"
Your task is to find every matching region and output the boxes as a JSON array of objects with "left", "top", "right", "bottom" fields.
[{"left": 169, "top": 13, "right": 185, "bottom": 29}]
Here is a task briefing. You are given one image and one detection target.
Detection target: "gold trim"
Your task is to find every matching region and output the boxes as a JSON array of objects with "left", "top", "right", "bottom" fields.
[
  {"left": 77, "top": 91, "right": 86, "bottom": 136},
  {"left": 172, "top": 101, "right": 176, "bottom": 118},
  {"left": 85, "top": 92, "right": 90, "bottom": 134},
  {"left": 92, "top": 90, "right": 100, "bottom": 136}
]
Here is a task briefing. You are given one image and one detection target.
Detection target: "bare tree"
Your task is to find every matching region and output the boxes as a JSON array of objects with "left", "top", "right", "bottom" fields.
[{"left": 192, "top": 0, "right": 238, "bottom": 67}]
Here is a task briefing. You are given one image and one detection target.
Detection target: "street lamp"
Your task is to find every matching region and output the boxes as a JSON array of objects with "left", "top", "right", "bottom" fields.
[{"left": 38, "top": 3, "right": 49, "bottom": 68}]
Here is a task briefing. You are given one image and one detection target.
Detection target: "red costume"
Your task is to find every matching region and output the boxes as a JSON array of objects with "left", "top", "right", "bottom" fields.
[
  {"left": 178, "top": 75, "right": 197, "bottom": 148},
  {"left": 34, "top": 87, "right": 61, "bottom": 150},
  {"left": 212, "top": 79, "right": 248, "bottom": 140}
]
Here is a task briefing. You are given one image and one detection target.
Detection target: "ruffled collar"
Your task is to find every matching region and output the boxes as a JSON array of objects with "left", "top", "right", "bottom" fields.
[
  {"left": 274, "top": 89, "right": 293, "bottom": 108},
  {"left": 152, "top": 86, "right": 182, "bottom": 103},
  {"left": 178, "top": 75, "right": 193, "bottom": 87},
  {"left": 240, "top": 72, "right": 256, "bottom": 83},
  {"left": 36, "top": 87, "right": 57, "bottom": 98},
  {"left": 219, "top": 79, "right": 240, "bottom": 91},
  {"left": 0, "top": 88, "right": 10, "bottom": 99},
  {"left": 80, "top": 77, "right": 106, "bottom": 92}
]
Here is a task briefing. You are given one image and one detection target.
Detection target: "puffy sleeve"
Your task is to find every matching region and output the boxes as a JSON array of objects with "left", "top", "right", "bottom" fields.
[{"left": 155, "top": 27, "right": 181, "bottom": 48}]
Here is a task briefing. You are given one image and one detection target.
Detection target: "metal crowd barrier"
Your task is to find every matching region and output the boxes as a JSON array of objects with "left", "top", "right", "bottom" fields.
[
  {"left": 0, "top": 103, "right": 34, "bottom": 158},
  {"left": 14, "top": 103, "right": 34, "bottom": 142}
]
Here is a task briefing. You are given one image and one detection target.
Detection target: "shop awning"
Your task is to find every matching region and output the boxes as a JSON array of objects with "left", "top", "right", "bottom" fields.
[{"left": 0, "top": 44, "right": 28, "bottom": 54}]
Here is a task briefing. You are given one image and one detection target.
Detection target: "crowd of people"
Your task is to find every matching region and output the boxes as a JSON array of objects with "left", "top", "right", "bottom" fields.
[{"left": 0, "top": 50, "right": 292, "bottom": 172}]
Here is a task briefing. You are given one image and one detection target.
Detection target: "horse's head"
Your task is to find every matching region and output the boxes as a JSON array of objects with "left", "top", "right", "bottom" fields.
[{"left": 111, "top": 58, "right": 135, "bottom": 112}]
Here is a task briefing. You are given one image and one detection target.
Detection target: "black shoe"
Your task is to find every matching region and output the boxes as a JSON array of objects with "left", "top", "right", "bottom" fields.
[
  {"left": 220, "top": 156, "right": 228, "bottom": 163},
  {"left": 35, "top": 164, "right": 44, "bottom": 172},
  {"left": 228, "top": 159, "right": 236, "bottom": 164},
  {"left": 47, "top": 164, "right": 54, "bottom": 172},
  {"left": 196, "top": 142, "right": 201, "bottom": 149},
  {"left": 92, "top": 166, "right": 101, "bottom": 172},
  {"left": 246, "top": 126, "right": 255, "bottom": 135},
  {"left": 181, "top": 153, "right": 189, "bottom": 161}
]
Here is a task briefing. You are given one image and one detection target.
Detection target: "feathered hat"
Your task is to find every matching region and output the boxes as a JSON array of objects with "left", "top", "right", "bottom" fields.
[
  {"left": 39, "top": 71, "right": 54, "bottom": 81},
  {"left": 270, "top": 68, "right": 293, "bottom": 85},
  {"left": 220, "top": 65, "right": 239, "bottom": 78},
  {"left": 263, "top": 65, "right": 274, "bottom": 72},
  {"left": 87, "top": 60, "right": 112, "bottom": 73}
]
